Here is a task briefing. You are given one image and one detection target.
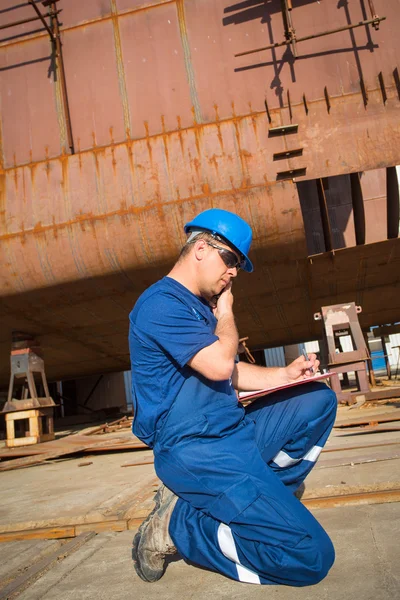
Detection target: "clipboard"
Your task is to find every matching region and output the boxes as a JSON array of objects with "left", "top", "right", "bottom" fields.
[{"left": 238, "top": 372, "right": 334, "bottom": 402}]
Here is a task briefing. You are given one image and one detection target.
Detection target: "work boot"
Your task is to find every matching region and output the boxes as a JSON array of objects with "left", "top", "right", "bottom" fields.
[{"left": 132, "top": 484, "right": 178, "bottom": 582}]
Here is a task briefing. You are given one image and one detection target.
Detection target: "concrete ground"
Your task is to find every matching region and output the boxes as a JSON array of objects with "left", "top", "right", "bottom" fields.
[
  {"left": 1, "top": 503, "right": 399, "bottom": 600},
  {"left": 1, "top": 402, "right": 400, "bottom": 598},
  {"left": 0, "top": 448, "right": 157, "bottom": 532}
]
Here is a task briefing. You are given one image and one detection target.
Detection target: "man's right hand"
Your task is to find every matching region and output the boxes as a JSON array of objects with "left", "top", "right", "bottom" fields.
[
  {"left": 188, "top": 282, "right": 238, "bottom": 381},
  {"left": 212, "top": 282, "right": 234, "bottom": 320}
]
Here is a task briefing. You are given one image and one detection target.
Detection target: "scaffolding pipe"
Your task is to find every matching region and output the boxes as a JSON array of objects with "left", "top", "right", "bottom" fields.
[{"left": 235, "top": 16, "right": 386, "bottom": 58}]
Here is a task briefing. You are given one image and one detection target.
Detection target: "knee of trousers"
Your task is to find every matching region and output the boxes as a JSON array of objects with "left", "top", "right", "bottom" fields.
[
  {"left": 319, "top": 386, "right": 338, "bottom": 426},
  {"left": 290, "top": 532, "right": 335, "bottom": 586},
  {"left": 305, "top": 383, "right": 337, "bottom": 427}
]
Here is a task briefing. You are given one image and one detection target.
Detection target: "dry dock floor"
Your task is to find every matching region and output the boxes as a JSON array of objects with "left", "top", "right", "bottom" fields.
[{"left": 1, "top": 401, "right": 400, "bottom": 599}]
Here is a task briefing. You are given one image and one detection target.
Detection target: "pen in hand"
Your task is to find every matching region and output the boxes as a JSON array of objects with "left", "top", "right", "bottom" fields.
[{"left": 302, "top": 349, "right": 314, "bottom": 375}]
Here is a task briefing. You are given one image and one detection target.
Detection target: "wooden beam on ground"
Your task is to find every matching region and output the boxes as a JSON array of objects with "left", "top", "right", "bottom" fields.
[
  {"left": 336, "top": 425, "right": 400, "bottom": 436},
  {"left": 316, "top": 448, "right": 400, "bottom": 469},
  {"left": 121, "top": 460, "right": 154, "bottom": 467},
  {"left": 303, "top": 488, "right": 400, "bottom": 509},
  {"left": 334, "top": 415, "right": 400, "bottom": 428},
  {"left": 0, "top": 526, "right": 76, "bottom": 543},
  {"left": 2, "top": 484, "right": 399, "bottom": 545},
  {"left": 322, "top": 440, "right": 400, "bottom": 453},
  {"left": 0, "top": 438, "right": 146, "bottom": 472}
]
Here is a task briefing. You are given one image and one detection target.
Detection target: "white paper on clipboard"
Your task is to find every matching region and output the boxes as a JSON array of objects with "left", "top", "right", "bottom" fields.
[{"left": 238, "top": 372, "right": 334, "bottom": 402}]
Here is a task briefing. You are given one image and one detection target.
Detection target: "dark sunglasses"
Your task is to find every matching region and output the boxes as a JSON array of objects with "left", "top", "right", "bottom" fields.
[{"left": 206, "top": 241, "right": 243, "bottom": 270}]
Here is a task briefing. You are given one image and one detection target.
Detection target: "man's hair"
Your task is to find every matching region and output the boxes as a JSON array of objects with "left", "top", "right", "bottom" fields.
[{"left": 178, "top": 231, "right": 216, "bottom": 261}]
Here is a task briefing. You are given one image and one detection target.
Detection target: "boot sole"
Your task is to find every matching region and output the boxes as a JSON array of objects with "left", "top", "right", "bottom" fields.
[{"left": 132, "top": 487, "right": 165, "bottom": 583}]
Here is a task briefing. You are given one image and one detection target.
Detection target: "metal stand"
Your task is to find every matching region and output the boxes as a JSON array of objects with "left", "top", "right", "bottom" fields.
[{"left": 315, "top": 303, "right": 370, "bottom": 405}]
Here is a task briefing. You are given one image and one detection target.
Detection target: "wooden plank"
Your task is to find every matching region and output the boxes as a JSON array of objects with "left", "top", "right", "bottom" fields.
[
  {"left": 303, "top": 488, "right": 400, "bottom": 509},
  {"left": 0, "top": 433, "right": 146, "bottom": 459},
  {"left": 0, "top": 438, "right": 146, "bottom": 472},
  {"left": 337, "top": 425, "right": 400, "bottom": 436},
  {"left": 75, "top": 520, "right": 127, "bottom": 534},
  {"left": 6, "top": 436, "right": 38, "bottom": 448},
  {"left": 335, "top": 414, "right": 400, "bottom": 428},
  {"left": 322, "top": 440, "right": 400, "bottom": 453},
  {"left": 0, "top": 532, "right": 94, "bottom": 600},
  {"left": 316, "top": 448, "right": 400, "bottom": 469},
  {"left": 364, "top": 389, "right": 400, "bottom": 401},
  {"left": 5, "top": 418, "right": 15, "bottom": 441},
  {"left": 121, "top": 460, "right": 154, "bottom": 467},
  {"left": 127, "top": 518, "right": 144, "bottom": 530},
  {"left": 29, "top": 415, "right": 40, "bottom": 437},
  {"left": 83, "top": 442, "right": 148, "bottom": 453},
  {"left": 5, "top": 409, "right": 38, "bottom": 420},
  {"left": 126, "top": 488, "right": 400, "bottom": 529},
  {"left": 0, "top": 526, "right": 76, "bottom": 543}
]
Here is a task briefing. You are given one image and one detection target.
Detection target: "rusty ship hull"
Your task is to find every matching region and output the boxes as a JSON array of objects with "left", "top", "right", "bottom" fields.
[{"left": 0, "top": 0, "right": 399, "bottom": 386}]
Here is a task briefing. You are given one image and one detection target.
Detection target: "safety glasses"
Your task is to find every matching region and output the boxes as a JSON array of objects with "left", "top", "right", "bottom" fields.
[{"left": 206, "top": 241, "right": 243, "bottom": 271}]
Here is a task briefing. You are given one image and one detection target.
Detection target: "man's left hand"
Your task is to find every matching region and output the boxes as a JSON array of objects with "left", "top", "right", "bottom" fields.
[{"left": 284, "top": 353, "right": 320, "bottom": 382}]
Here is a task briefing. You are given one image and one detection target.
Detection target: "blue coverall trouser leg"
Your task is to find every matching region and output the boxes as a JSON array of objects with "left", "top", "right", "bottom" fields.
[{"left": 153, "top": 382, "right": 337, "bottom": 586}]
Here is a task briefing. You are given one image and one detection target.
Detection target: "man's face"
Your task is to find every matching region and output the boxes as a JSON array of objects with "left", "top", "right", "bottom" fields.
[{"left": 198, "top": 239, "right": 241, "bottom": 298}]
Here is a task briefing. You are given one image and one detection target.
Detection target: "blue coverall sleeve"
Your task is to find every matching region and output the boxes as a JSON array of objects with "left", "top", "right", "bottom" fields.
[{"left": 134, "top": 293, "right": 218, "bottom": 368}]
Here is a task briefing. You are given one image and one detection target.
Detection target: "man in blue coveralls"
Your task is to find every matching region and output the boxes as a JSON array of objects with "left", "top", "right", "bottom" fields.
[{"left": 129, "top": 208, "right": 337, "bottom": 586}]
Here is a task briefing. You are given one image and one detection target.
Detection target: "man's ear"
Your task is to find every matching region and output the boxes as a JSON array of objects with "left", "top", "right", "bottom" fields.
[{"left": 193, "top": 239, "right": 207, "bottom": 262}]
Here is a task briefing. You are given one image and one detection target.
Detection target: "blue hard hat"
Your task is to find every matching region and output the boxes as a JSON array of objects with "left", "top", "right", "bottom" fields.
[{"left": 184, "top": 208, "right": 254, "bottom": 272}]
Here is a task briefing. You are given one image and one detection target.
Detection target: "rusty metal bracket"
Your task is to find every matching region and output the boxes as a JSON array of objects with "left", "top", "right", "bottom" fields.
[
  {"left": 287, "top": 89, "right": 293, "bottom": 121},
  {"left": 324, "top": 87, "right": 331, "bottom": 113},
  {"left": 269, "top": 124, "right": 298, "bottom": 137},
  {"left": 393, "top": 67, "right": 400, "bottom": 101},
  {"left": 302, "top": 93, "right": 309, "bottom": 115},
  {"left": 360, "top": 76, "right": 368, "bottom": 107},
  {"left": 378, "top": 71, "right": 387, "bottom": 104},
  {"left": 276, "top": 167, "right": 306, "bottom": 181},
  {"left": 273, "top": 148, "right": 303, "bottom": 160},
  {"left": 264, "top": 98, "right": 272, "bottom": 124}
]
